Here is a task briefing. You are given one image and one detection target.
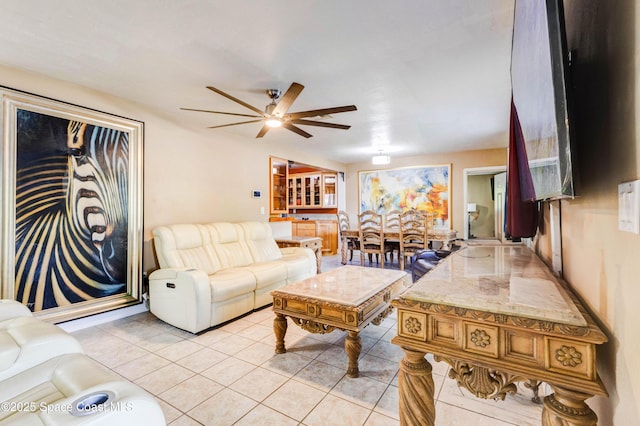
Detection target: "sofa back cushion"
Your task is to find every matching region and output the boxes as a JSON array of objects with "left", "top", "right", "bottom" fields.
[
  {"left": 205, "top": 223, "right": 254, "bottom": 269},
  {"left": 240, "top": 222, "right": 283, "bottom": 263},
  {"left": 152, "top": 224, "right": 221, "bottom": 274}
]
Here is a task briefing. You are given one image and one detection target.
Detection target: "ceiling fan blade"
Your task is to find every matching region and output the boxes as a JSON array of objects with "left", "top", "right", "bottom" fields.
[
  {"left": 206, "top": 86, "right": 266, "bottom": 116},
  {"left": 208, "top": 119, "right": 265, "bottom": 129},
  {"left": 282, "top": 123, "right": 313, "bottom": 138},
  {"left": 180, "top": 107, "right": 262, "bottom": 118},
  {"left": 256, "top": 125, "right": 270, "bottom": 138},
  {"left": 290, "top": 119, "right": 351, "bottom": 130},
  {"left": 272, "top": 82, "right": 304, "bottom": 117},
  {"left": 285, "top": 105, "right": 357, "bottom": 120}
]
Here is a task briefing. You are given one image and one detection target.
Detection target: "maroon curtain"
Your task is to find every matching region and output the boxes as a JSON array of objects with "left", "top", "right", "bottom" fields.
[{"left": 506, "top": 99, "right": 539, "bottom": 238}]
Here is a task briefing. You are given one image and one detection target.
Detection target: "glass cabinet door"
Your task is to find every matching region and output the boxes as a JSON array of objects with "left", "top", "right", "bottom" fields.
[
  {"left": 313, "top": 175, "right": 321, "bottom": 206},
  {"left": 269, "top": 156, "right": 288, "bottom": 214},
  {"left": 304, "top": 175, "right": 312, "bottom": 206},
  {"left": 322, "top": 173, "right": 337, "bottom": 207},
  {"left": 291, "top": 176, "right": 302, "bottom": 207},
  {"left": 284, "top": 170, "right": 338, "bottom": 210}
]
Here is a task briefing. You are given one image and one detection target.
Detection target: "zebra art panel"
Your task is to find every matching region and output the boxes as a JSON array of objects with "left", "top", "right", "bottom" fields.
[{"left": 0, "top": 88, "right": 143, "bottom": 322}]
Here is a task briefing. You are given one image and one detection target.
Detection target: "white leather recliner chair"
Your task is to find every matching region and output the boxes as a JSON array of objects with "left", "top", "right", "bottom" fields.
[
  {"left": 0, "top": 353, "right": 165, "bottom": 425},
  {"left": 0, "top": 300, "right": 165, "bottom": 425}
]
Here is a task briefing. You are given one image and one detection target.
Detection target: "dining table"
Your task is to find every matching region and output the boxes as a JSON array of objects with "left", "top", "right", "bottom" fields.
[{"left": 339, "top": 228, "right": 458, "bottom": 265}]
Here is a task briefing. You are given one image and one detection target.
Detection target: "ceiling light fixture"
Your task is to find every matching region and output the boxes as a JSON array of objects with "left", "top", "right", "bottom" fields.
[
  {"left": 372, "top": 151, "right": 390, "bottom": 165},
  {"left": 264, "top": 89, "right": 283, "bottom": 128},
  {"left": 265, "top": 117, "right": 282, "bottom": 128}
]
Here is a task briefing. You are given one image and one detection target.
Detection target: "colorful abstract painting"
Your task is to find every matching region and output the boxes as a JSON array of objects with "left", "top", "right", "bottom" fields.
[{"left": 358, "top": 164, "right": 451, "bottom": 229}]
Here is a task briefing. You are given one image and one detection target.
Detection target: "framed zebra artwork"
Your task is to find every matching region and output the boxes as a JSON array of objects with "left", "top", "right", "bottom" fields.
[{"left": 0, "top": 87, "right": 144, "bottom": 323}]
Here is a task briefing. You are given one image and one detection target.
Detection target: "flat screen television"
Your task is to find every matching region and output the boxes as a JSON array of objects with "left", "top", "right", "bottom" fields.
[{"left": 510, "top": 0, "right": 577, "bottom": 201}]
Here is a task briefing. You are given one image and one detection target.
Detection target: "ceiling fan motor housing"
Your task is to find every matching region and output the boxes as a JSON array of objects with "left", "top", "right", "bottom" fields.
[{"left": 266, "top": 89, "right": 281, "bottom": 101}]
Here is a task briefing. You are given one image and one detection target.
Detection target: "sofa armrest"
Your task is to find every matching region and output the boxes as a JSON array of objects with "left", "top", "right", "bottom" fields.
[
  {"left": 279, "top": 246, "right": 315, "bottom": 259},
  {"left": 0, "top": 299, "right": 32, "bottom": 322},
  {"left": 148, "top": 268, "right": 212, "bottom": 333}
]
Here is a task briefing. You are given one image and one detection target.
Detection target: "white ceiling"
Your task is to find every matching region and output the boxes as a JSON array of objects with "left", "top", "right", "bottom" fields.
[{"left": 0, "top": 0, "right": 515, "bottom": 164}]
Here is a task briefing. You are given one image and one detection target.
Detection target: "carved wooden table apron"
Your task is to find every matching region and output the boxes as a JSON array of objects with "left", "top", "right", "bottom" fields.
[
  {"left": 340, "top": 229, "right": 458, "bottom": 265},
  {"left": 271, "top": 266, "right": 410, "bottom": 377},
  {"left": 391, "top": 245, "right": 608, "bottom": 426},
  {"left": 275, "top": 236, "right": 323, "bottom": 273}
]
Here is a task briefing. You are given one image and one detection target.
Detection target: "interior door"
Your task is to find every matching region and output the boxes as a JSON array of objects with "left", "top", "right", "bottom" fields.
[{"left": 493, "top": 172, "right": 507, "bottom": 243}]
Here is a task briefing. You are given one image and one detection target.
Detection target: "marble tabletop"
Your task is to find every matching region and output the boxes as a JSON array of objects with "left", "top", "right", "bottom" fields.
[
  {"left": 400, "top": 245, "right": 586, "bottom": 326},
  {"left": 274, "top": 266, "right": 409, "bottom": 306}
]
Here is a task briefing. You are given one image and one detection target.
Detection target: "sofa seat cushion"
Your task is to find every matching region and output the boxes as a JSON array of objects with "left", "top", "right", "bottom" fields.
[
  {"left": 209, "top": 270, "right": 257, "bottom": 303},
  {"left": 236, "top": 261, "right": 287, "bottom": 290}
]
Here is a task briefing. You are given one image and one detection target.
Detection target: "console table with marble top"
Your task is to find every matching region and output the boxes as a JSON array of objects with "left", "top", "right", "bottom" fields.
[{"left": 391, "top": 245, "right": 608, "bottom": 426}]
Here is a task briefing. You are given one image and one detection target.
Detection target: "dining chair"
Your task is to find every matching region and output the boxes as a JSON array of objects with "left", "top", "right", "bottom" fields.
[
  {"left": 399, "top": 210, "right": 429, "bottom": 271},
  {"left": 384, "top": 209, "right": 402, "bottom": 264},
  {"left": 337, "top": 210, "right": 359, "bottom": 263},
  {"left": 358, "top": 210, "right": 391, "bottom": 268}
]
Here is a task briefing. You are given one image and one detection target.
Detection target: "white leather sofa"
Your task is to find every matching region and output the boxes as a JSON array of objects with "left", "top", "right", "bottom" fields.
[
  {"left": 149, "top": 221, "right": 317, "bottom": 333},
  {"left": 0, "top": 300, "right": 165, "bottom": 425}
]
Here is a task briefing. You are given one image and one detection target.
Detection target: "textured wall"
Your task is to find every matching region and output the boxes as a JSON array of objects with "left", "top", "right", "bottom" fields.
[{"left": 536, "top": 1, "right": 639, "bottom": 424}]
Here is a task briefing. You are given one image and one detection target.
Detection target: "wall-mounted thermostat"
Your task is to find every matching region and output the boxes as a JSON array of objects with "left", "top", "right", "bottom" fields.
[{"left": 252, "top": 190, "right": 261, "bottom": 199}]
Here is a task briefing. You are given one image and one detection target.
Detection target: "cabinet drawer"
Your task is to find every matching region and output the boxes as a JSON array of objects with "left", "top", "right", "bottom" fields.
[
  {"left": 545, "top": 337, "right": 595, "bottom": 380},
  {"left": 297, "top": 229, "right": 316, "bottom": 237},
  {"left": 300, "top": 240, "right": 322, "bottom": 250},
  {"left": 463, "top": 321, "right": 499, "bottom": 358},
  {"left": 295, "top": 223, "right": 317, "bottom": 237}
]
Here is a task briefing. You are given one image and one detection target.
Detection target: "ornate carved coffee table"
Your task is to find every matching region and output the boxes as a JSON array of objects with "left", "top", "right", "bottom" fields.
[
  {"left": 271, "top": 266, "right": 410, "bottom": 377},
  {"left": 391, "top": 245, "right": 608, "bottom": 425}
]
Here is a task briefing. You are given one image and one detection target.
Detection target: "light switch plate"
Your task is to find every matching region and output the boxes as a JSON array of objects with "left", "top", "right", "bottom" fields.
[{"left": 618, "top": 180, "right": 640, "bottom": 234}]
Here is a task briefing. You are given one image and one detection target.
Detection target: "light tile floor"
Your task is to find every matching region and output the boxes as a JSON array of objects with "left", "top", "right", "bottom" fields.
[{"left": 71, "top": 254, "right": 547, "bottom": 425}]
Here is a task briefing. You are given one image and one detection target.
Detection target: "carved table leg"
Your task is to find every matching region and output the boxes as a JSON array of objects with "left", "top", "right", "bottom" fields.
[
  {"left": 398, "top": 347, "right": 435, "bottom": 426},
  {"left": 274, "top": 313, "right": 288, "bottom": 354},
  {"left": 345, "top": 331, "right": 362, "bottom": 378},
  {"left": 542, "top": 385, "right": 598, "bottom": 426}
]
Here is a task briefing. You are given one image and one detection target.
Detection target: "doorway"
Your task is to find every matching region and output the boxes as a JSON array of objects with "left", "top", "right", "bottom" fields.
[{"left": 463, "top": 166, "right": 507, "bottom": 241}]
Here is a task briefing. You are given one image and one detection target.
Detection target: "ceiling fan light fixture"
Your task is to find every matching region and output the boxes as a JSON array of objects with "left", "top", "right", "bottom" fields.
[
  {"left": 266, "top": 117, "right": 282, "bottom": 128},
  {"left": 184, "top": 83, "right": 355, "bottom": 139},
  {"left": 372, "top": 151, "right": 390, "bottom": 165}
]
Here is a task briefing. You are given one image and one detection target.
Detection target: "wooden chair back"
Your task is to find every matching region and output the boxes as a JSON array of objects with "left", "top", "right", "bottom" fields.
[
  {"left": 358, "top": 210, "right": 388, "bottom": 268},
  {"left": 399, "top": 210, "right": 429, "bottom": 270},
  {"left": 385, "top": 209, "right": 402, "bottom": 230},
  {"left": 337, "top": 210, "right": 359, "bottom": 261}
]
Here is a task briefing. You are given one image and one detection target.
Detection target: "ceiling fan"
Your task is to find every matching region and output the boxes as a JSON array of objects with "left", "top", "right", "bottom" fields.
[{"left": 181, "top": 82, "right": 357, "bottom": 138}]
